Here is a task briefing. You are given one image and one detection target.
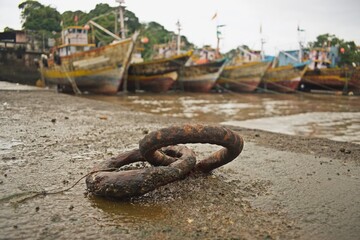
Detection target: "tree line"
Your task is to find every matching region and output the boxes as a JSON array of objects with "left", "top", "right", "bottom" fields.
[{"left": 5, "top": 0, "right": 359, "bottom": 66}]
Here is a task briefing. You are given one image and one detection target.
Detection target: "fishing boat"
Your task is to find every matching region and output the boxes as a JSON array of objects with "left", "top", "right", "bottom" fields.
[
  {"left": 126, "top": 51, "right": 192, "bottom": 92},
  {"left": 177, "top": 58, "right": 227, "bottom": 92},
  {"left": 218, "top": 62, "right": 270, "bottom": 92},
  {"left": 261, "top": 50, "right": 308, "bottom": 93},
  {"left": 300, "top": 47, "right": 360, "bottom": 94},
  {"left": 217, "top": 47, "right": 270, "bottom": 92},
  {"left": 39, "top": 24, "right": 138, "bottom": 95}
]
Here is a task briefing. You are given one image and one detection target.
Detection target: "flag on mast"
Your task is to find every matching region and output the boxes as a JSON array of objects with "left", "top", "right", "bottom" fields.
[{"left": 211, "top": 12, "right": 217, "bottom": 20}]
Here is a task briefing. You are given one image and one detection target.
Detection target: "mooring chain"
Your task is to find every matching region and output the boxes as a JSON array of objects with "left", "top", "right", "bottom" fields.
[
  {"left": 86, "top": 124, "right": 244, "bottom": 199},
  {"left": 139, "top": 124, "right": 244, "bottom": 172}
]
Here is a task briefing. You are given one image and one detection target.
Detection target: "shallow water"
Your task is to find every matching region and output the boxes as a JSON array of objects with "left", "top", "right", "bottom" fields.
[{"left": 84, "top": 92, "right": 360, "bottom": 144}]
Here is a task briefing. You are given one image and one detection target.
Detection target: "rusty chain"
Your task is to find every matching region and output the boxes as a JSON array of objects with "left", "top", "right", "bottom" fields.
[{"left": 86, "top": 124, "right": 244, "bottom": 199}]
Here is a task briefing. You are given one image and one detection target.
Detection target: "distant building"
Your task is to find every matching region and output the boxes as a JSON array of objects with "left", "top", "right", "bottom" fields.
[
  {"left": 0, "top": 30, "right": 27, "bottom": 43},
  {"left": 0, "top": 30, "right": 43, "bottom": 85}
]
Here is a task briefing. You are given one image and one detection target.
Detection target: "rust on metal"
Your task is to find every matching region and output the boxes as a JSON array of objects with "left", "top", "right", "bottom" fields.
[
  {"left": 86, "top": 145, "right": 196, "bottom": 199},
  {"left": 139, "top": 124, "right": 244, "bottom": 173},
  {"left": 86, "top": 124, "right": 244, "bottom": 199}
]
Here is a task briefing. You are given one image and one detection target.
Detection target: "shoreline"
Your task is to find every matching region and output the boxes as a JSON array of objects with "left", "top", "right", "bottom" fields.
[{"left": 1, "top": 83, "right": 359, "bottom": 239}]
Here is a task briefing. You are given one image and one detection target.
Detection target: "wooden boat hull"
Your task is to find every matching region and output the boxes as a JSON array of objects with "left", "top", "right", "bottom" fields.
[
  {"left": 43, "top": 67, "right": 125, "bottom": 94},
  {"left": 262, "top": 65, "right": 307, "bottom": 93},
  {"left": 301, "top": 67, "right": 360, "bottom": 94},
  {"left": 302, "top": 68, "right": 346, "bottom": 89},
  {"left": 126, "top": 52, "right": 192, "bottom": 92},
  {"left": 178, "top": 58, "right": 227, "bottom": 92},
  {"left": 41, "top": 35, "right": 137, "bottom": 94},
  {"left": 218, "top": 62, "right": 270, "bottom": 92},
  {"left": 127, "top": 71, "right": 178, "bottom": 93},
  {"left": 349, "top": 67, "right": 360, "bottom": 94}
]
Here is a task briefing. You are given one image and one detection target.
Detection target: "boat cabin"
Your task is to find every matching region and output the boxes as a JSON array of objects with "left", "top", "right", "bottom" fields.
[
  {"left": 57, "top": 26, "right": 95, "bottom": 57},
  {"left": 306, "top": 46, "right": 339, "bottom": 70}
]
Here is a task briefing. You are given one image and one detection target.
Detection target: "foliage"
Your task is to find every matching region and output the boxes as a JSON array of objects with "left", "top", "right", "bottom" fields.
[
  {"left": 3, "top": 27, "right": 15, "bottom": 32},
  {"left": 308, "top": 33, "right": 360, "bottom": 67},
  {"left": 337, "top": 41, "right": 360, "bottom": 67},
  {"left": 139, "top": 22, "right": 193, "bottom": 60},
  {"left": 18, "top": 0, "right": 61, "bottom": 32},
  {"left": 61, "top": 5, "right": 193, "bottom": 59},
  {"left": 309, "top": 33, "right": 342, "bottom": 48}
]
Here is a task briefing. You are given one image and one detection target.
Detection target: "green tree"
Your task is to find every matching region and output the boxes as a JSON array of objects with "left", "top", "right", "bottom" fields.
[
  {"left": 338, "top": 41, "right": 360, "bottom": 67},
  {"left": 19, "top": 1, "right": 61, "bottom": 32},
  {"left": 310, "top": 33, "right": 343, "bottom": 48}
]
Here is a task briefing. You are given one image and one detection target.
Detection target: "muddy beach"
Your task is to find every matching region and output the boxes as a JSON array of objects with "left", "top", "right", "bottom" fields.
[{"left": 0, "top": 85, "right": 360, "bottom": 239}]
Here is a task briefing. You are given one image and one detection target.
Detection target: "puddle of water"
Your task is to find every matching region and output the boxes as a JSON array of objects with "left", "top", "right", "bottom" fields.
[
  {"left": 90, "top": 197, "right": 166, "bottom": 223},
  {"left": 222, "top": 112, "right": 360, "bottom": 144},
  {"left": 83, "top": 93, "right": 360, "bottom": 144}
]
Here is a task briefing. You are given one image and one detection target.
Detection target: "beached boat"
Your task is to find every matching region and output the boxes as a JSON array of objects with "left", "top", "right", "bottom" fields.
[
  {"left": 126, "top": 51, "right": 192, "bottom": 92},
  {"left": 218, "top": 61, "right": 270, "bottom": 92},
  {"left": 261, "top": 50, "right": 308, "bottom": 93},
  {"left": 217, "top": 46, "right": 270, "bottom": 92},
  {"left": 177, "top": 58, "right": 227, "bottom": 92},
  {"left": 302, "top": 68, "right": 347, "bottom": 90},
  {"left": 300, "top": 47, "right": 360, "bottom": 94},
  {"left": 40, "top": 25, "right": 138, "bottom": 94},
  {"left": 262, "top": 64, "right": 308, "bottom": 93}
]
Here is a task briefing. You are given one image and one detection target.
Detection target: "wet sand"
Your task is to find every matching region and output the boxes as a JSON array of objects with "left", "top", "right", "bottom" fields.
[{"left": 0, "top": 83, "right": 359, "bottom": 239}]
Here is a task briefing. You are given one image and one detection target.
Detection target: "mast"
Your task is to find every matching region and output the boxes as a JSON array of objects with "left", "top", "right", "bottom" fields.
[
  {"left": 260, "top": 24, "right": 265, "bottom": 61},
  {"left": 216, "top": 24, "right": 225, "bottom": 58},
  {"left": 176, "top": 20, "right": 181, "bottom": 55},
  {"left": 297, "top": 25, "right": 305, "bottom": 62},
  {"left": 116, "top": 0, "right": 126, "bottom": 39}
]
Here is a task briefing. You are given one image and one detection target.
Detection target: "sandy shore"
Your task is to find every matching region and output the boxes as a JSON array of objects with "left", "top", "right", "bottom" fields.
[{"left": 0, "top": 83, "right": 359, "bottom": 239}]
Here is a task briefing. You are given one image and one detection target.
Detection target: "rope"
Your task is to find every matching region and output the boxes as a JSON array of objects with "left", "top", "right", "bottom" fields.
[
  {"left": 0, "top": 168, "right": 117, "bottom": 204},
  {"left": 61, "top": 64, "right": 82, "bottom": 95}
]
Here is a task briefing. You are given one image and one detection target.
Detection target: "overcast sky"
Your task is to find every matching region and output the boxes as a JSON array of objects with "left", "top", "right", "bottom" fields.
[{"left": 1, "top": 0, "right": 359, "bottom": 55}]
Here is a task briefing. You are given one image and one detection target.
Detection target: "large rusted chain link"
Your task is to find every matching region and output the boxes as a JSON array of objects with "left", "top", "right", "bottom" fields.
[
  {"left": 139, "top": 124, "right": 244, "bottom": 173},
  {"left": 86, "top": 145, "right": 196, "bottom": 199}
]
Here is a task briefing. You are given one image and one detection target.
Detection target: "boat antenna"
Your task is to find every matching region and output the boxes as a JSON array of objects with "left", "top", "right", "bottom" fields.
[{"left": 176, "top": 20, "right": 182, "bottom": 55}]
